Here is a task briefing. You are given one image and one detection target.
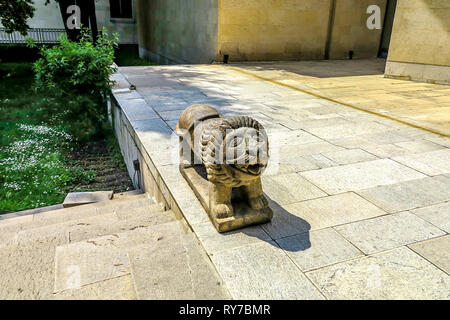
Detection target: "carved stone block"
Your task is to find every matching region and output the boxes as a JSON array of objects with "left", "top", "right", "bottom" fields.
[{"left": 176, "top": 104, "right": 273, "bottom": 232}]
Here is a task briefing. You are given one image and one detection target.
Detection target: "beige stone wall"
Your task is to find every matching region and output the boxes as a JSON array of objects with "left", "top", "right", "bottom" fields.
[
  {"left": 329, "top": 0, "right": 387, "bottom": 59},
  {"left": 217, "top": 0, "right": 332, "bottom": 61},
  {"left": 387, "top": 0, "right": 450, "bottom": 67},
  {"left": 385, "top": 0, "right": 450, "bottom": 84},
  {"left": 134, "top": 0, "right": 448, "bottom": 66},
  {"left": 135, "top": 0, "right": 218, "bottom": 64}
]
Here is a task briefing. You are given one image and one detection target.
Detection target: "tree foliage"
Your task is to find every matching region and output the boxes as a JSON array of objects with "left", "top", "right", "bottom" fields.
[{"left": 0, "top": 0, "right": 35, "bottom": 35}]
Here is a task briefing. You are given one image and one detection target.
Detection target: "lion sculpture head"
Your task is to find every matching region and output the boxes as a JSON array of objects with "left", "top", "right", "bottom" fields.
[{"left": 199, "top": 115, "right": 269, "bottom": 186}]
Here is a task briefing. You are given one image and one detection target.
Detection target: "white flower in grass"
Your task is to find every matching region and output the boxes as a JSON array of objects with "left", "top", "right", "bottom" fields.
[{"left": 3, "top": 182, "right": 21, "bottom": 191}]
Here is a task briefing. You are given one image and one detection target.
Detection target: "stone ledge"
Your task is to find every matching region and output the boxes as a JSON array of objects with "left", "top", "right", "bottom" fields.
[
  {"left": 110, "top": 72, "right": 210, "bottom": 231},
  {"left": 385, "top": 61, "right": 450, "bottom": 85},
  {"left": 63, "top": 191, "right": 114, "bottom": 208}
]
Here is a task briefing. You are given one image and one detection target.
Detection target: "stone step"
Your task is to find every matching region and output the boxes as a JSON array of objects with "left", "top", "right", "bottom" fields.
[
  {"left": 84, "top": 220, "right": 193, "bottom": 249},
  {"left": 0, "top": 194, "right": 153, "bottom": 235},
  {"left": 63, "top": 191, "right": 114, "bottom": 208},
  {"left": 68, "top": 209, "right": 177, "bottom": 243},
  {"left": 0, "top": 190, "right": 143, "bottom": 222},
  {"left": 51, "top": 220, "right": 230, "bottom": 299},
  {"left": 0, "top": 204, "right": 64, "bottom": 221},
  {"left": 52, "top": 220, "right": 188, "bottom": 295},
  {"left": 0, "top": 233, "right": 66, "bottom": 299},
  {"left": 0, "top": 189, "right": 230, "bottom": 300},
  {"left": 129, "top": 232, "right": 231, "bottom": 300},
  {"left": 1, "top": 204, "right": 168, "bottom": 247},
  {"left": 0, "top": 204, "right": 182, "bottom": 299},
  {"left": 112, "top": 189, "right": 144, "bottom": 200}
]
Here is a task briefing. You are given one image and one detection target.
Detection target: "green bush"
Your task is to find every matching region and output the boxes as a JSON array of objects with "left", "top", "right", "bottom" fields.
[{"left": 33, "top": 28, "right": 119, "bottom": 140}]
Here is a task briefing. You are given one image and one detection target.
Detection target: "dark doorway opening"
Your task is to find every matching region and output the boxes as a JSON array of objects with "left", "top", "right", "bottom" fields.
[{"left": 379, "top": 0, "right": 397, "bottom": 58}]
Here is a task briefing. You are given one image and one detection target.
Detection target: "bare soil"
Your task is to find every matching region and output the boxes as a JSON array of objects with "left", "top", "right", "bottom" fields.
[{"left": 70, "top": 139, "right": 134, "bottom": 193}]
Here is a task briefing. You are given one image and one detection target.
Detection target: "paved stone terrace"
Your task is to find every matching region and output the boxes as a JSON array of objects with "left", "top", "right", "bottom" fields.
[
  {"left": 229, "top": 59, "right": 450, "bottom": 137},
  {"left": 115, "top": 60, "right": 450, "bottom": 300}
]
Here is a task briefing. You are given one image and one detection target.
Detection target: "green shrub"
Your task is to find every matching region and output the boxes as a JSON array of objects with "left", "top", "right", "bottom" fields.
[{"left": 33, "top": 28, "right": 119, "bottom": 140}]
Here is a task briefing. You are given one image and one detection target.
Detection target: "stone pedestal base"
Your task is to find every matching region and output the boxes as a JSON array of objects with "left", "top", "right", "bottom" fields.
[{"left": 180, "top": 165, "right": 272, "bottom": 233}]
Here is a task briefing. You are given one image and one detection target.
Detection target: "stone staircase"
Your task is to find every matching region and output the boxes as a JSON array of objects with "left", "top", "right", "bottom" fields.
[{"left": 0, "top": 192, "right": 230, "bottom": 299}]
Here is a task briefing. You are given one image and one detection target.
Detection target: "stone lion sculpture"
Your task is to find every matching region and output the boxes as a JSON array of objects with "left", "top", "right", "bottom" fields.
[{"left": 176, "top": 104, "right": 272, "bottom": 227}]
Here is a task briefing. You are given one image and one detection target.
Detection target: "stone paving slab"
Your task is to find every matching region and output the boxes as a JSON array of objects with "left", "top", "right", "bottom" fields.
[
  {"left": 54, "top": 239, "right": 131, "bottom": 293},
  {"left": 260, "top": 202, "right": 311, "bottom": 240},
  {"left": 279, "top": 141, "right": 344, "bottom": 158},
  {"left": 68, "top": 210, "right": 175, "bottom": 243},
  {"left": 306, "top": 246, "right": 450, "bottom": 300},
  {"left": 1, "top": 187, "right": 233, "bottom": 300},
  {"left": 271, "top": 129, "right": 323, "bottom": 146},
  {"left": 358, "top": 142, "right": 412, "bottom": 158},
  {"left": 128, "top": 233, "right": 230, "bottom": 300},
  {"left": 321, "top": 148, "right": 378, "bottom": 165},
  {"left": 393, "top": 149, "right": 450, "bottom": 175},
  {"left": 393, "top": 140, "right": 444, "bottom": 154},
  {"left": 0, "top": 214, "right": 33, "bottom": 233},
  {"left": 300, "top": 159, "right": 426, "bottom": 195},
  {"left": 354, "top": 130, "right": 412, "bottom": 145},
  {"left": 305, "top": 120, "right": 392, "bottom": 140},
  {"left": 76, "top": 221, "right": 189, "bottom": 250},
  {"left": 424, "top": 135, "right": 450, "bottom": 148},
  {"left": 271, "top": 142, "right": 344, "bottom": 174},
  {"left": 302, "top": 154, "right": 337, "bottom": 169},
  {"left": 408, "top": 235, "right": 450, "bottom": 275},
  {"left": 411, "top": 202, "right": 450, "bottom": 233},
  {"left": 277, "top": 228, "right": 363, "bottom": 272},
  {"left": 116, "top": 98, "right": 159, "bottom": 121},
  {"left": 261, "top": 173, "right": 326, "bottom": 205},
  {"left": 53, "top": 275, "right": 136, "bottom": 300},
  {"left": 357, "top": 176, "right": 450, "bottom": 213},
  {"left": 0, "top": 236, "right": 67, "bottom": 299},
  {"left": 191, "top": 221, "right": 271, "bottom": 255},
  {"left": 281, "top": 116, "right": 351, "bottom": 131},
  {"left": 334, "top": 211, "right": 445, "bottom": 254},
  {"left": 278, "top": 193, "right": 387, "bottom": 232},
  {"left": 131, "top": 118, "right": 174, "bottom": 149},
  {"left": 211, "top": 241, "right": 324, "bottom": 300}
]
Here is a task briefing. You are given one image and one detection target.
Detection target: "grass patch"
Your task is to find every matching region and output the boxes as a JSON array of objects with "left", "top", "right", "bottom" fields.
[
  {"left": 0, "top": 124, "right": 94, "bottom": 213},
  {"left": 0, "top": 62, "right": 131, "bottom": 214},
  {"left": 0, "top": 63, "right": 94, "bottom": 213}
]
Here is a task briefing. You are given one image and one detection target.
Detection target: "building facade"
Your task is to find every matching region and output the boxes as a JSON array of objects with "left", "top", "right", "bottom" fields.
[
  {"left": 135, "top": 0, "right": 389, "bottom": 64},
  {"left": 0, "top": 0, "right": 138, "bottom": 44},
  {"left": 135, "top": 0, "right": 449, "bottom": 84},
  {"left": 384, "top": 0, "right": 450, "bottom": 84}
]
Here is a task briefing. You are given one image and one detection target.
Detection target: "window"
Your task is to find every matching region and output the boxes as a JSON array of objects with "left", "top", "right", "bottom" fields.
[{"left": 110, "top": 0, "right": 133, "bottom": 19}]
